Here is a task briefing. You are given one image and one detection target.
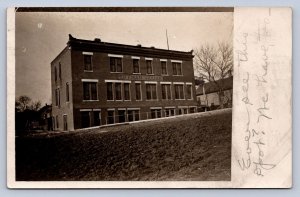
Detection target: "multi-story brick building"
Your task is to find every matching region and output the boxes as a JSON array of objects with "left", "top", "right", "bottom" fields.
[{"left": 51, "top": 35, "right": 197, "bottom": 131}]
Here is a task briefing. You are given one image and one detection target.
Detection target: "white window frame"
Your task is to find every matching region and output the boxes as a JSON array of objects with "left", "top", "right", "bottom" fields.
[
  {"left": 174, "top": 83, "right": 185, "bottom": 100},
  {"left": 145, "top": 83, "right": 158, "bottom": 100},
  {"left": 146, "top": 58, "right": 154, "bottom": 75},
  {"left": 82, "top": 81, "right": 99, "bottom": 101},
  {"left": 171, "top": 60, "right": 183, "bottom": 76},
  {"left": 123, "top": 82, "right": 131, "bottom": 101},
  {"left": 82, "top": 52, "right": 93, "bottom": 72},
  {"left": 132, "top": 57, "right": 141, "bottom": 74},
  {"left": 186, "top": 83, "right": 193, "bottom": 100}
]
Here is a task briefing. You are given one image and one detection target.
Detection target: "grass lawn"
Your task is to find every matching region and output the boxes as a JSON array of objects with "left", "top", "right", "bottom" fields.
[{"left": 16, "top": 109, "right": 232, "bottom": 181}]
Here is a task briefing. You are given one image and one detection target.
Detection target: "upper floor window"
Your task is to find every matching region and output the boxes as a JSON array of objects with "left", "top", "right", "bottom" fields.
[
  {"left": 55, "top": 88, "right": 60, "bottom": 107},
  {"left": 132, "top": 58, "right": 140, "bottom": 73},
  {"left": 58, "top": 62, "right": 62, "bottom": 79},
  {"left": 66, "top": 82, "right": 70, "bottom": 102},
  {"left": 83, "top": 81, "right": 98, "bottom": 101},
  {"left": 186, "top": 84, "right": 192, "bottom": 100},
  {"left": 124, "top": 83, "right": 130, "bottom": 101},
  {"left": 110, "top": 57, "right": 122, "bottom": 73},
  {"left": 107, "top": 82, "right": 113, "bottom": 101},
  {"left": 172, "top": 61, "right": 183, "bottom": 76},
  {"left": 146, "top": 83, "right": 157, "bottom": 100},
  {"left": 161, "top": 60, "right": 168, "bottom": 75},
  {"left": 135, "top": 83, "right": 142, "bottom": 101},
  {"left": 83, "top": 55, "right": 93, "bottom": 71},
  {"left": 174, "top": 84, "right": 184, "bottom": 99},
  {"left": 146, "top": 59, "right": 153, "bottom": 74},
  {"left": 161, "top": 84, "right": 171, "bottom": 100},
  {"left": 54, "top": 67, "right": 58, "bottom": 82}
]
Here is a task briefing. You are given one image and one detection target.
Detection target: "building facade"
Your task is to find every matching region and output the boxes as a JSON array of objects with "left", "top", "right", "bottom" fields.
[{"left": 51, "top": 35, "right": 197, "bottom": 131}]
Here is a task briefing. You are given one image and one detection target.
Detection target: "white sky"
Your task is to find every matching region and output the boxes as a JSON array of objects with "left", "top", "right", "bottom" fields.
[{"left": 15, "top": 12, "right": 233, "bottom": 105}]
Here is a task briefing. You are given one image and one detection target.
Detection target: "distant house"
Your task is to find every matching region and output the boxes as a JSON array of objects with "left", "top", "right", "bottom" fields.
[
  {"left": 196, "top": 76, "right": 233, "bottom": 110},
  {"left": 39, "top": 104, "right": 53, "bottom": 131}
]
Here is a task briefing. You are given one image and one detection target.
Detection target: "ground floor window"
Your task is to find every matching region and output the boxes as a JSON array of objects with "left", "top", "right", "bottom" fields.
[
  {"left": 63, "top": 115, "right": 68, "bottom": 131},
  {"left": 107, "top": 110, "right": 115, "bottom": 124},
  {"left": 151, "top": 109, "right": 162, "bottom": 119},
  {"left": 189, "top": 107, "right": 196, "bottom": 113},
  {"left": 128, "top": 110, "right": 140, "bottom": 122},
  {"left": 118, "top": 110, "right": 126, "bottom": 123},
  {"left": 165, "top": 108, "right": 175, "bottom": 117},
  {"left": 81, "top": 111, "right": 90, "bottom": 128},
  {"left": 93, "top": 111, "right": 101, "bottom": 126},
  {"left": 178, "top": 108, "right": 188, "bottom": 115}
]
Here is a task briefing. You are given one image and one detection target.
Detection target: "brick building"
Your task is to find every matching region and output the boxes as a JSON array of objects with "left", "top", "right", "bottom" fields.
[{"left": 51, "top": 35, "right": 197, "bottom": 131}]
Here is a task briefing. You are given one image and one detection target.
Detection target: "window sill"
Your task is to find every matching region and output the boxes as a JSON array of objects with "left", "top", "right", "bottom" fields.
[
  {"left": 146, "top": 73, "right": 154, "bottom": 75},
  {"left": 173, "top": 75, "right": 184, "bottom": 76},
  {"left": 83, "top": 100, "right": 99, "bottom": 102},
  {"left": 175, "top": 99, "right": 186, "bottom": 100},
  {"left": 84, "top": 70, "right": 93, "bottom": 72},
  {"left": 133, "top": 73, "right": 141, "bottom": 75}
]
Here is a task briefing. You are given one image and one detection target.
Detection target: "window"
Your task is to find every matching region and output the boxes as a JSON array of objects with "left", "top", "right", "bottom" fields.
[
  {"left": 175, "top": 84, "right": 184, "bottom": 99},
  {"left": 146, "top": 60, "right": 153, "bottom": 74},
  {"left": 179, "top": 108, "right": 188, "bottom": 115},
  {"left": 128, "top": 110, "right": 140, "bottom": 122},
  {"left": 135, "top": 83, "right": 141, "bottom": 100},
  {"left": 55, "top": 88, "right": 60, "bottom": 107},
  {"left": 83, "top": 82, "right": 98, "bottom": 100},
  {"left": 146, "top": 84, "right": 157, "bottom": 100},
  {"left": 165, "top": 108, "right": 175, "bottom": 117},
  {"left": 107, "top": 110, "right": 115, "bottom": 124},
  {"left": 84, "top": 55, "right": 93, "bottom": 71},
  {"left": 161, "top": 61, "right": 167, "bottom": 75},
  {"left": 186, "top": 84, "right": 192, "bottom": 99},
  {"left": 66, "top": 82, "right": 70, "bottom": 102},
  {"left": 189, "top": 107, "right": 196, "bottom": 113},
  {"left": 59, "top": 62, "right": 62, "bottom": 79},
  {"left": 81, "top": 111, "right": 90, "bottom": 128},
  {"left": 124, "top": 83, "right": 130, "bottom": 100},
  {"left": 172, "top": 62, "right": 182, "bottom": 75},
  {"left": 107, "top": 82, "right": 113, "bottom": 100},
  {"left": 56, "top": 115, "right": 59, "bottom": 129},
  {"left": 110, "top": 57, "right": 122, "bottom": 72},
  {"left": 54, "top": 67, "right": 57, "bottom": 82},
  {"left": 161, "top": 84, "right": 171, "bottom": 100},
  {"left": 93, "top": 111, "right": 101, "bottom": 126},
  {"left": 118, "top": 110, "right": 126, "bottom": 123},
  {"left": 115, "top": 83, "right": 122, "bottom": 100},
  {"left": 133, "top": 59, "right": 140, "bottom": 73},
  {"left": 151, "top": 109, "right": 162, "bottom": 119},
  {"left": 63, "top": 115, "right": 68, "bottom": 131}
]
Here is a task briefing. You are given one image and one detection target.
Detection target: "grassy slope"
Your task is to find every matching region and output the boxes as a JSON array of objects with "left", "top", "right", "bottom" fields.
[{"left": 16, "top": 109, "right": 232, "bottom": 181}]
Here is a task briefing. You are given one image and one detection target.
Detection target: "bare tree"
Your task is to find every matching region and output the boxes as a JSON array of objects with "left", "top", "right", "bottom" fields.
[
  {"left": 194, "top": 42, "right": 233, "bottom": 108},
  {"left": 15, "top": 95, "right": 32, "bottom": 112}
]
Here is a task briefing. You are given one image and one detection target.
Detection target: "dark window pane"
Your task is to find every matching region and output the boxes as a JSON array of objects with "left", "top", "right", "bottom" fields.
[
  {"left": 151, "top": 84, "right": 157, "bottom": 99},
  {"left": 118, "top": 110, "right": 126, "bottom": 123},
  {"left": 146, "top": 84, "right": 151, "bottom": 100},
  {"left": 170, "top": 109, "right": 175, "bottom": 116},
  {"left": 63, "top": 115, "right": 68, "bottom": 130},
  {"left": 157, "top": 110, "right": 161, "bottom": 118},
  {"left": 128, "top": 110, "right": 134, "bottom": 122},
  {"left": 107, "top": 111, "right": 114, "bottom": 124},
  {"left": 161, "top": 61, "right": 167, "bottom": 75},
  {"left": 146, "top": 60, "right": 152, "bottom": 74},
  {"left": 172, "top": 63, "right": 177, "bottom": 75},
  {"left": 91, "top": 83, "right": 97, "bottom": 100},
  {"left": 54, "top": 67, "right": 57, "bottom": 81},
  {"left": 115, "top": 83, "right": 122, "bottom": 100},
  {"left": 135, "top": 83, "right": 141, "bottom": 100},
  {"left": 187, "top": 85, "right": 192, "bottom": 99},
  {"left": 59, "top": 63, "right": 62, "bottom": 79},
  {"left": 81, "top": 112, "right": 90, "bottom": 128},
  {"left": 83, "top": 83, "right": 90, "bottom": 100},
  {"left": 179, "top": 85, "right": 184, "bottom": 99},
  {"left": 124, "top": 83, "right": 130, "bottom": 100},
  {"left": 84, "top": 55, "right": 92, "bottom": 71},
  {"left": 66, "top": 83, "right": 69, "bottom": 102},
  {"left": 107, "top": 82, "right": 113, "bottom": 100},
  {"left": 93, "top": 111, "right": 101, "bottom": 126},
  {"left": 162, "top": 84, "right": 166, "bottom": 99},
  {"left": 175, "top": 85, "right": 179, "bottom": 99},
  {"left": 134, "top": 110, "right": 140, "bottom": 121},
  {"left": 177, "top": 63, "right": 182, "bottom": 75},
  {"left": 133, "top": 59, "right": 140, "bottom": 73},
  {"left": 110, "top": 58, "right": 116, "bottom": 72},
  {"left": 167, "top": 85, "right": 171, "bottom": 99},
  {"left": 117, "top": 58, "right": 122, "bottom": 72},
  {"left": 151, "top": 109, "right": 156, "bottom": 119}
]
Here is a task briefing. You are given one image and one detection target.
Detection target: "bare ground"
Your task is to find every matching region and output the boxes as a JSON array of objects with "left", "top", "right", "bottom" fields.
[{"left": 16, "top": 109, "right": 232, "bottom": 181}]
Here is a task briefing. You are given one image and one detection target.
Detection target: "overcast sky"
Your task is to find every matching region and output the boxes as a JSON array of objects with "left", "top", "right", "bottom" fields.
[{"left": 15, "top": 11, "right": 233, "bottom": 105}]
